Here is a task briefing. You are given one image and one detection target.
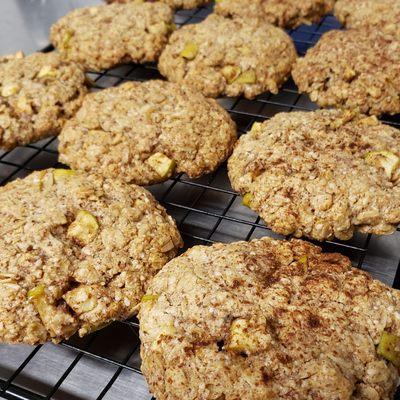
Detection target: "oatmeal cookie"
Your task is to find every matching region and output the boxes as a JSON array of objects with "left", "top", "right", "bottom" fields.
[
  {"left": 0, "top": 169, "right": 182, "bottom": 344},
  {"left": 228, "top": 110, "right": 400, "bottom": 241},
  {"left": 0, "top": 51, "right": 87, "bottom": 150},
  {"left": 105, "top": 0, "right": 211, "bottom": 10},
  {"left": 334, "top": 0, "right": 400, "bottom": 30},
  {"left": 139, "top": 237, "right": 400, "bottom": 400},
  {"left": 50, "top": 2, "right": 174, "bottom": 72},
  {"left": 215, "top": 0, "right": 335, "bottom": 28},
  {"left": 292, "top": 29, "right": 400, "bottom": 116},
  {"left": 158, "top": 14, "right": 297, "bottom": 99},
  {"left": 58, "top": 80, "right": 236, "bottom": 185}
]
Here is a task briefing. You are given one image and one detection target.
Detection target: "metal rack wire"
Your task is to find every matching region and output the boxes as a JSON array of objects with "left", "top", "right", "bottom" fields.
[{"left": 0, "top": 3, "right": 399, "bottom": 400}]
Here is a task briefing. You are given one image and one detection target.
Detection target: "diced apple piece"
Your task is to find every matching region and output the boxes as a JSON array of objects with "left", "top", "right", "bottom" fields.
[
  {"left": 142, "top": 294, "right": 159, "bottom": 302},
  {"left": 365, "top": 151, "right": 400, "bottom": 180},
  {"left": 250, "top": 122, "right": 263, "bottom": 132},
  {"left": 377, "top": 331, "right": 400, "bottom": 367},
  {"left": 27, "top": 284, "right": 45, "bottom": 300},
  {"left": 234, "top": 70, "right": 256, "bottom": 84},
  {"left": 148, "top": 153, "right": 176, "bottom": 179},
  {"left": 53, "top": 169, "right": 76, "bottom": 182},
  {"left": 298, "top": 255, "right": 308, "bottom": 273},
  {"left": 30, "top": 287, "right": 77, "bottom": 338},
  {"left": 221, "top": 66, "right": 242, "bottom": 84},
  {"left": 16, "top": 95, "right": 32, "bottom": 114},
  {"left": 226, "top": 318, "right": 270, "bottom": 355},
  {"left": 67, "top": 210, "right": 99, "bottom": 246},
  {"left": 62, "top": 31, "right": 74, "bottom": 50},
  {"left": 64, "top": 286, "right": 97, "bottom": 314},
  {"left": 1, "top": 83, "right": 20, "bottom": 97},
  {"left": 180, "top": 42, "right": 198, "bottom": 60},
  {"left": 37, "top": 65, "right": 58, "bottom": 79},
  {"left": 242, "top": 193, "right": 253, "bottom": 207}
]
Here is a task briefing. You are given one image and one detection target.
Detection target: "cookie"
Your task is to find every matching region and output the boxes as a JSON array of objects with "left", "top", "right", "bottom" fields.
[
  {"left": 105, "top": 0, "right": 211, "bottom": 10},
  {"left": 334, "top": 0, "right": 400, "bottom": 30},
  {"left": 0, "top": 51, "right": 87, "bottom": 151},
  {"left": 0, "top": 169, "right": 182, "bottom": 344},
  {"left": 228, "top": 110, "right": 400, "bottom": 241},
  {"left": 158, "top": 14, "right": 297, "bottom": 99},
  {"left": 50, "top": 2, "right": 174, "bottom": 72},
  {"left": 58, "top": 80, "right": 237, "bottom": 186},
  {"left": 214, "top": 0, "right": 335, "bottom": 29},
  {"left": 139, "top": 237, "right": 400, "bottom": 400},
  {"left": 292, "top": 29, "right": 400, "bottom": 116}
]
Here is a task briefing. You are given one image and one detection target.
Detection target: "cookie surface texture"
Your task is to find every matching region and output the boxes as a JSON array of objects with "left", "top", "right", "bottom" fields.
[
  {"left": 0, "top": 51, "right": 87, "bottom": 150},
  {"left": 334, "top": 0, "right": 400, "bottom": 29},
  {"left": 50, "top": 2, "right": 174, "bottom": 71},
  {"left": 158, "top": 14, "right": 297, "bottom": 99},
  {"left": 228, "top": 110, "right": 400, "bottom": 241},
  {"left": 0, "top": 169, "right": 182, "bottom": 344},
  {"left": 58, "top": 80, "right": 237, "bottom": 185},
  {"left": 292, "top": 29, "right": 400, "bottom": 116},
  {"left": 215, "top": 0, "right": 335, "bottom": 28},
  {"left": 139, "top": 237, "right": 400, "bottom": 400}
]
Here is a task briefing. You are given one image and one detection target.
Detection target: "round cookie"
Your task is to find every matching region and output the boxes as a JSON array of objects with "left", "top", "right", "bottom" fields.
[
  {"left": 158, "top": 14, "right": 297, "bottom": 99},
  {"left": 139, "top": 237, "right": 400, "bottom": 400},
  {"left": 0, "top": 169, "right": 182, "bottom": 344},
  {"left": 50, "top": 2, "right": 174, "bottom": 72},
  {"left": 228, "top": 110, "right": 400, "bottom": 241},
  {"left": 215, "top": 0, "right": 335, "bottom": 29},
  {"left": 292, "top": 29, "right": 400, "bottom": 116},
  {"left": 105, "top": 0, "right": 211, "bottom": 10},
  {"left": 0, "top": 51, "right": 87, "bottom": 151},
  {"left": 58, "top": 80, "right": 237, "bottom": 186},
  {"left": 334, "top": 0, "right": 400, "bottom": 30}
]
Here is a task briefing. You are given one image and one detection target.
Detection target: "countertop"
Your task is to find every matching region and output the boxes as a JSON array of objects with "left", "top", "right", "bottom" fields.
[{"left": 0, "top": 0, "right": 101, "bottom": 55}]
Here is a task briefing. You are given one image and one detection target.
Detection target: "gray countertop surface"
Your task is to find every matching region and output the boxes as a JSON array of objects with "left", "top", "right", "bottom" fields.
[{"left": 0, "top": 0, "right": 101, "bottom": 55}]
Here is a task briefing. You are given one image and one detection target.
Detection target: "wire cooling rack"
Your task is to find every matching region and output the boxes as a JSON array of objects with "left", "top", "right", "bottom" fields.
[{"left": 1, "top": 3, "right": 400, "bottom": 400}]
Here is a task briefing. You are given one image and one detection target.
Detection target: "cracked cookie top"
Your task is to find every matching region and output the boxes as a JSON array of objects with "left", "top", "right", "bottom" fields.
[
  {"left": 58, "top": 80, "right": 237, "bottom": 185},
  {"left": 292, "top": 28, "right": 400, "bottom": 116},
  {"left": 228, "top": 110, "right": 400, "bottom": 241},
  {"left": 139, "top": 237, "right": 400, "bottom": 400},
  {"left": 158, "top": 14, "right": 297, "bottom": 99},
  {"left": 215, "top": 0, "right": 335, "bottom": 29},
  {"left": 0, "top": 169, "right": 182, "bottom": 344},
  {"left": 50, "top": 1, "right": 174, "bottom": 71},
  {"left": 0, "top": 51, "right": 87, "bottom": 150}
]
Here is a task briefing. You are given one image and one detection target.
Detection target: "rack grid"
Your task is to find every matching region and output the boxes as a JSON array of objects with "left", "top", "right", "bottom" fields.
[{"left": 1, "top": 3, "right": 399, "bottom": 400}]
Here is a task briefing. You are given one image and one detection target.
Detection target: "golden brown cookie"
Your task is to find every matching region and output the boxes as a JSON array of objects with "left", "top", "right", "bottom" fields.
[
  {"left": 228, "top": 110, "right": 400, "bottom": 241},
  {"left": 215, "top": 0, "right": 335, "bottom": 28},
  {"left": 292, "top": 29, "right": 400, "bottom": 116},
  {"left": 50, "top": 2, "right": 174, "bottom": 71},
  {"left": 140, "top": 237, "right": 400, "bottom": 400},
  {"left": 0, "top": 51, "right": 87, "bottom": 150},
  {"left": 0, "top": 169, "right": 182, "bottom": 344},
  {"left": 158, "top": 14, "right": 297, "bottom": 99},
  {"left": 334, "top": 0, "right": 400, "bottom": 30},
  {"left": 58, "top": 80, "right": 237, "bottom": 185}
]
